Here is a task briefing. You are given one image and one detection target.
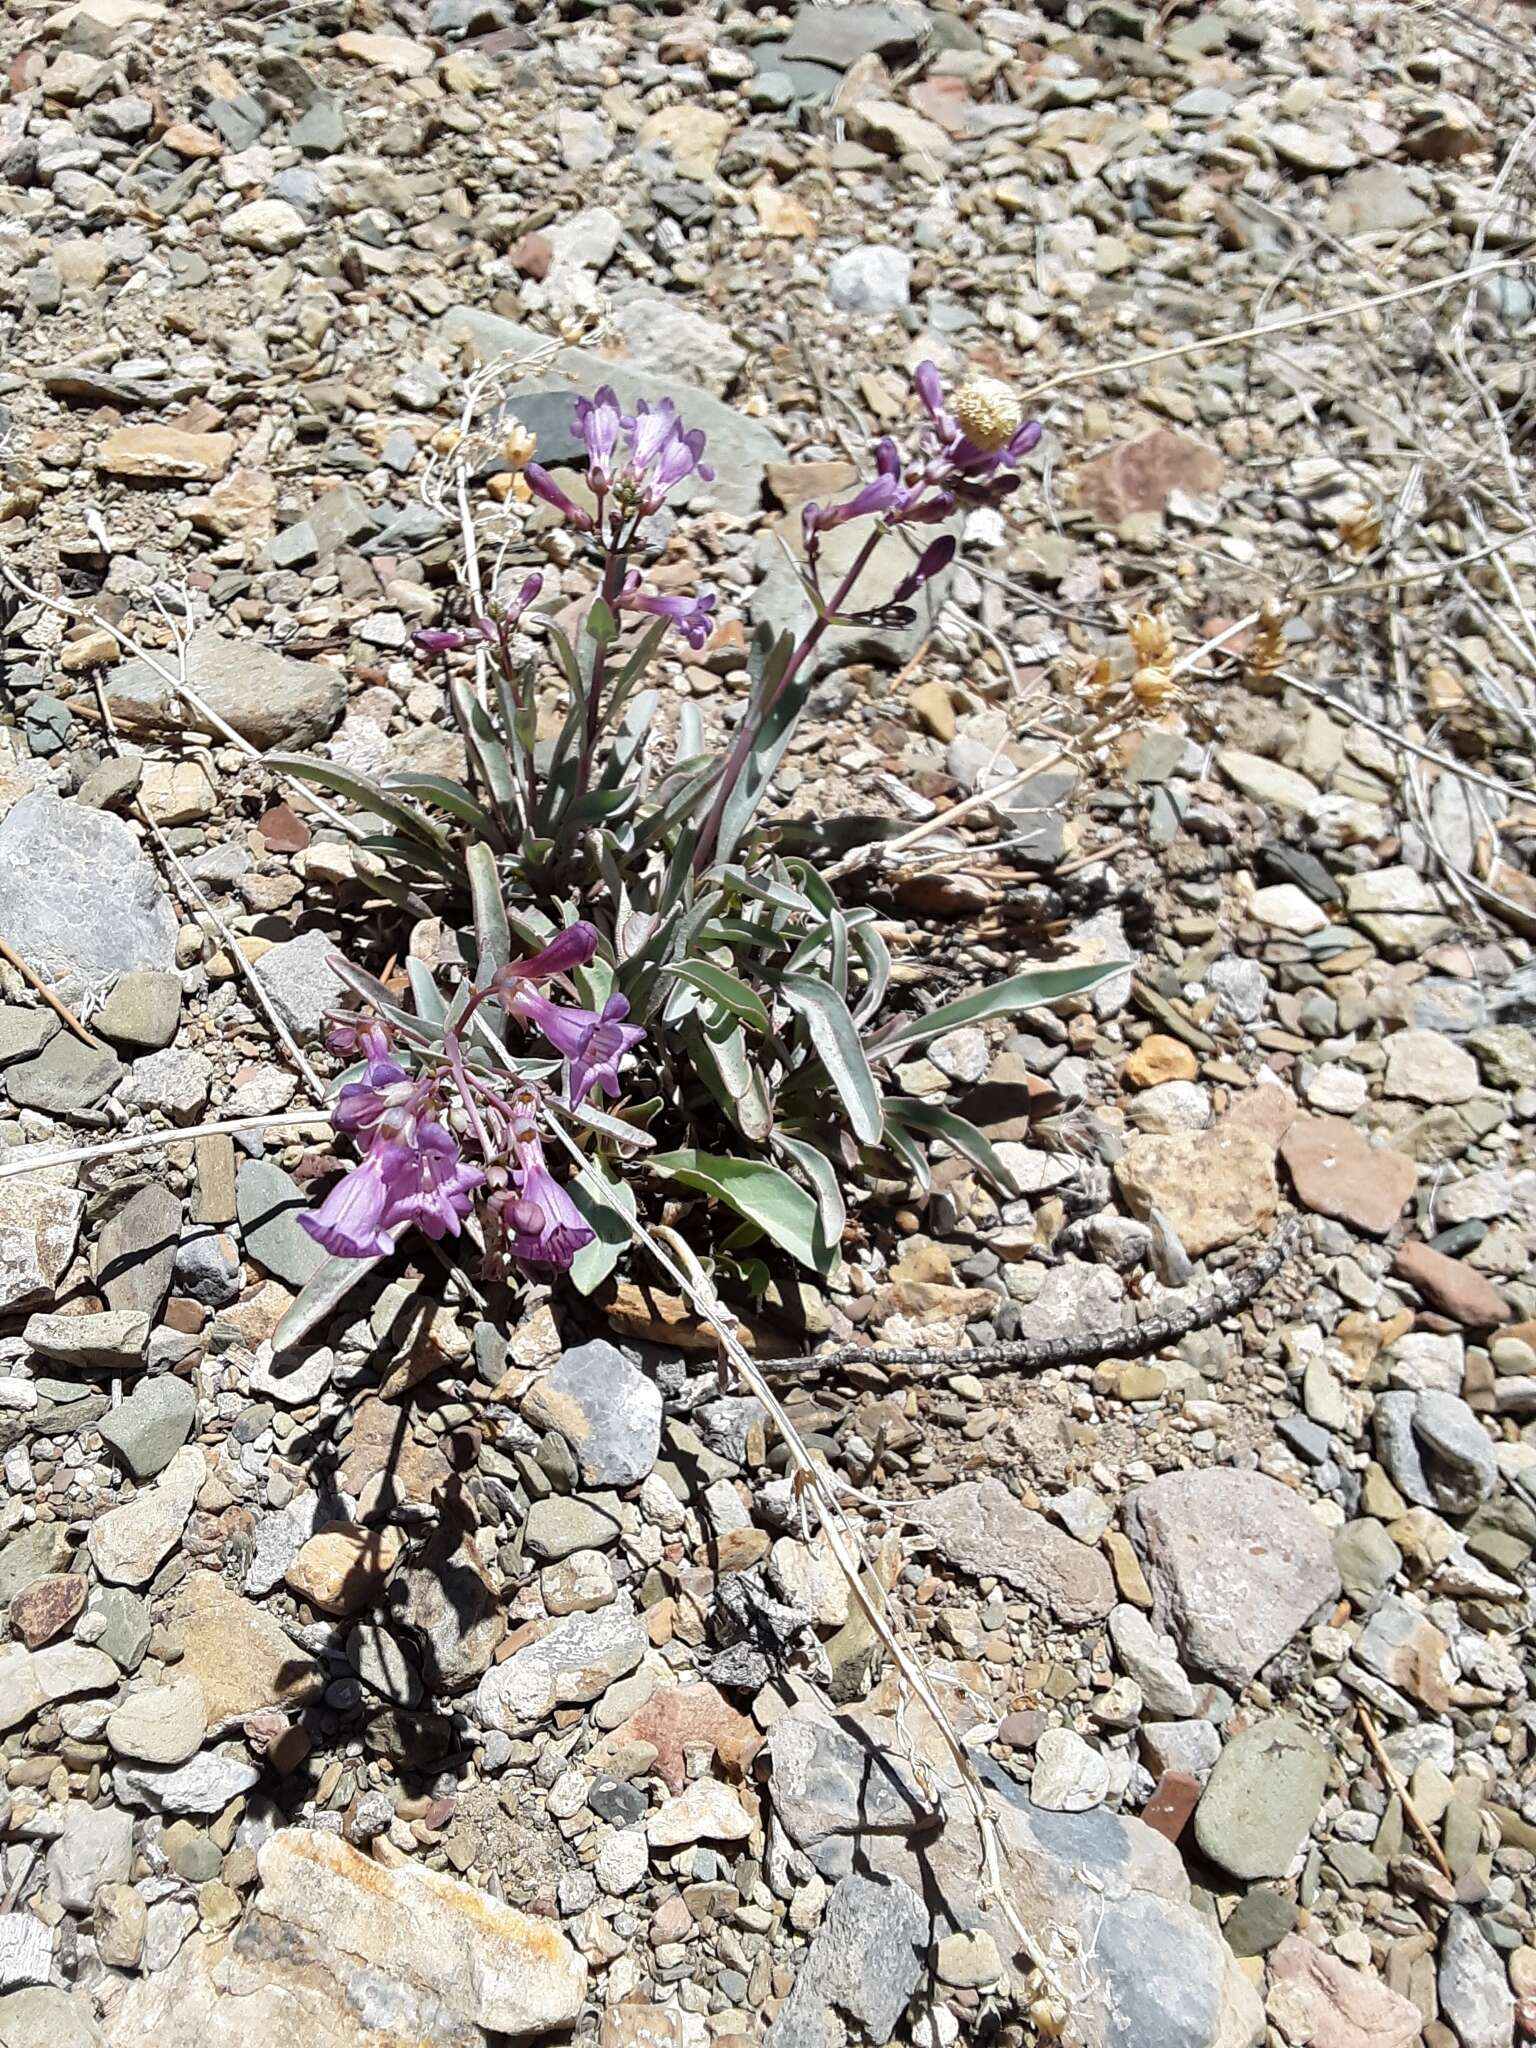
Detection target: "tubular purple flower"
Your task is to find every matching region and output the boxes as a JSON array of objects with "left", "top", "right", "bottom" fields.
[
  {"left": 300, "top": 1142, "right": 410, "bottom": 1259},
  {"left": 892, "top": 534, "right": 957, "bottom": 603},
  {"left": 412, "top": 619, "right": 494, "bottom": 655},
  {"left": 525, "top": 463, "right": 595, "bottom": 532},
  {"left": 913, "top": 360, "right": 946, "bottom": 423},
  {"left": 874, "top": 438, "right": 902, "bottom": 478},
  {"left": 505, "top": 986, "right": 646, "bottom": 1105},
  {"left": 494, "top": 919, "right": 601, "bottom": 987},
  {"left": 331, "top": 1056, "right": 416, "bottom": 1138},
  {"left": 498, "top": 1132, "right": 595, "bottom": 1268},
  {"left": 378, "top": 1121, "right": 482, "bottom": 1242},
  {"left": 573, "top": 386, "right": 625, "bottom": 491},
  {"left": 504, "top": 572, "right": 545, "bottom": 625},
  {"left": 325, "top": 1015, "right": 393, "bottom": 1061},
  {"left": 803, "top": 472, "right": 901, "bottom": 539},
  {"left": 620, "top": 584, "right": 718, "bottom": 650}
]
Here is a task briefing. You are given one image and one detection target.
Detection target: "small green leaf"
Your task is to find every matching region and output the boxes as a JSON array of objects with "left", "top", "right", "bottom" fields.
[
  {"left": 664, "top": 960, "right": 771, "bottom": 1035},
  {"left": 867, "top": 961, "right": 1127, "bottom": 1059},
  {"left": 273, "top": 1251, "right": 380, "bottom": 1350},
  {"left": 268, "top": 753, "right": 449, "bottom": 848},
  {"left": 568, "top": 1161, "right": 637, "bottom": 1295},
  {"left": 682, "top": 1014, "right": 774, "bottom": 1145},
  {"left": 586, "top": 597, "right": 618, "bottom": 645},
  {"left": 383, "top": 772, "right": 498, "bottom": 837},
  {"left": 405, "top": 958, "right": 447, "bottom": 1028},
  {"left": 782, "top": 973, "right": 882, "bottom": 1144},
  {"left": 648, "top": 1148, "right": 832, "bottom": 1274},
  {"left": 886, "top": 1098, "right": 1020, "bottom": 1195},
  {"left": 467, "top": 841, "right": 510, "bottom": 1007},
  {"left": 774, "top": 1133, "right": 846, "bottom": 1267}
]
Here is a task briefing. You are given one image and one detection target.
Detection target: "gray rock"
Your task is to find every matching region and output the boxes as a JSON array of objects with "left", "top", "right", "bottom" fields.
[
  {"left": 827, "top": 244, "right": 911, "bottom": 313},
  {"left": 173, "top": 1229, "right": 244, "bottom": 1308},
  {"left": 237, "top": 1159, "right": 327, "bottom": 1289},
  {"left": 0, "top": 1912, "right": 52, "bottom": 1991},
  {"left": 90, "top": 1587, "right": 152, "bottom": 1672},
  {"left": 0, "top": 1988, "right": 105, "bottom": 2048},
  {"left": 1139, "top": 1719, "right": 1223, "bottom": 1780},
  {"left": 105, "top": 1676, "right": 208, "bottom": 1765},
  {"left": 1124, "top": 1469, "right": 1340, "bottom": 1686},
  {"left": 384, "top": 1525, "right": 506, "bottom": 1693},
  {"left": 94, "top": 970, "right": 182, "bottom": 1052},
  {"left": 246, "top": 1492, "right": 324, "bottom": 1599},
  {"left": 87, "top": 1445, "right": 205, "bottom": 1588},
  {"left": 1031, "top": 1726, "right": 1111, "bottom": 1812},
  {"left": 0, "top": 1522, "right": 72, "bottom": 1605},
  {"left": 94, "top": 1184, "right": 182, "bottom": 1317},
  {"left": 765, "top": 1873, "right": 928, "bottom": 2048},
  {"left": 347, "top": 1623, "right": 423, "bottom": 1708},
  {"left": 1438, "top": 1909, "right": 1515, "bottom": 2048},
  {"left": 781, "top": 1, "right": 928, "bottom": 66},
  {"left": 1108, "top": 1603, "right": 1198, "bottom": 1717},
  {"left": 1375, "top": 1389, "right": 1497, "bottom": 1514},
  {"left": 0, "top": 1181, "right": 86, "bottom": 1316},
  {"left": 1333, "top": 1520, "right": 1403, "bottom": 1612},
  {"left": 524, "top": 1493, "right": 625, "bottom": 1561},
  {"left": 117, "top": 1047, "right": 212, "bottom": 1124},
  {"left": 913, "top": 1477, "right": 1115, "bottom": 1624},
  {"left": 98, "top": 1374, "right": 198, "bottom": 1480},
  {"left": 0, "top": 1005, "right": 57, "bottom": 1066},
  {"left": 523, "top": 1339, "right": 662, "bottom": 1488},
  {"left": 113, "top": 1750, "right": 261, "bottom": 1815},
  {"left": 443, "top": 305, "right": 787, "bottom": 519},
  {"left": 607, "top": 294, "right": 745, "bottom": 398},
  {"left": 0, "top": 1646, "right": 43, "bottom": 1734},
  {"left": 475, "top": 1594, "right": 646, "bottom": 1734},
  {"left": 24, "top": 1308, "right": 149, "bottom": 1374},
  {"left": 1194, "top": 1719, "right": 1329, "bottom": 1881},
  {"left": 5, "top": 1033, "right": 125, "bottom": 1117},
  {"left": 0, "top": 794, "right": 177, "bottom": 1003},
  {"left": 247, "top": 1342, "right": 335, "bottom": 1406},
  {"left": 103, "top": 625, "right": 345, "bottom": 751},
  {"left": 250, "top": 929, "right": 341, "bottom": 1042},
  {"left": 47, "top": 1801, "right": 134, "bottom": 1912}
]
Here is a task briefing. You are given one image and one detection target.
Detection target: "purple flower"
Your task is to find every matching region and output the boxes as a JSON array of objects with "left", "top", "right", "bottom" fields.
[
  {"left": 300, "top": 1142, "right": 410, "bottom": 1259},
  {"left": 503, "top": 572, "right": 545, "bottom": 626},
  {"left": 574, "top": 386, "right": 625, "bottom": 492},
  {"left": 377, "top": 1120, "right": 482, "bottom": 1242},
  {"left": 506, "top": 987, "right": 645, "bottom": 1106},
  {"left": 624, "top": 399, "right": 713, "bottom": 512},
  {"left": 802, "top": 472, "right": 901, "bottom": 540},
  {"left": 893, "top": 534, "right": 957, "bottom": 603},
  {"left": 325, "top": 1015, "right": 392, "bottom": 1062},
  {"left": 412, "top": 619, "right": 495, "bottom": 655},
  {"left": 493, "top": 919, "right": 601, "bottom": 987},
  {"left": 618, "top": 576, "right": 718, "bottom": 650},
  {"left": 526, "top": 463, "right": 595, "bottom": 532},
  {"left": 331, "top": 1057, "right": 417, "bottom": 1140},
  {"left": 496, "top": 1133, "right": 596, "bottom": 1269}
]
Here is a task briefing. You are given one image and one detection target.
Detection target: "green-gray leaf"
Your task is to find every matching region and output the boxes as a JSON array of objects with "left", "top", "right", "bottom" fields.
[
  {"left": 782, "top": 973, "right": 882, "bottom": 1143},
  {"left": 867, "top": 961, "right": 1126, "bottom": 1059},
  {"left": 648, "top": 1148, "right": 832, "bottom": 1275},
  {"left": 664, "top": 960, "right": 771, "bottom": 1035},
  {"left": 886, "top": 1098, "right": 1020, "bottom": 1195},
  {"left": 568, "top": 1160, "right": 638, "bottom": 1295},
  {"left": 273, "top": 1251, "right": 380, "bottom": 1350}
]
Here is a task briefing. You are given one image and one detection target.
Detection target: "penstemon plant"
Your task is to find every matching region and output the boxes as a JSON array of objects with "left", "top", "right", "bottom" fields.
[{"left": 272, "top": 360, "right": 1119, "bottom": 1343}]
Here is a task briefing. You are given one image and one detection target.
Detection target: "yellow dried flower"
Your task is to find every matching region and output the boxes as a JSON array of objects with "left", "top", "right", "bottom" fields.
[
  {"left": 431, "top": 425, "right": 463, "bottom": 457},
  {"left": 1247, "top": 599, "right": 1287, "bottom": 682},
  {"left": 1128, "top": 609, "right": 1174, "bottom": 669},
  {"left": 501, "top": 420, "right": 537, "bottom": 470},
  {"left": 486, "top": 471, "right": 532, "bottom": 505},
  {"left": 952, "top": 375, "right": 1024, "bottom": 454},
  {"left": 1131, "top": 665, "right": 1178, "bottom": 708}
]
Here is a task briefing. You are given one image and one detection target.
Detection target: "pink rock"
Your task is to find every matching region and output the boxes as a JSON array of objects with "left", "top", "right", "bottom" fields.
[
  {"left": 1269, "top": 1934, "right": 1423, "bottom": 2048},
  {"left": 1072, "top": 430, "right": 1226, "bottom": 525}
]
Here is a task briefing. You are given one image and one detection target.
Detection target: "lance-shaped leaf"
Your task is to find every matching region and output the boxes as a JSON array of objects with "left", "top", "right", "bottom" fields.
[
  {"left": 648, "top": 1148, "right": 833, "bottom": 1275},
  {"left": 273, "top": 1250, "right": 381, "bottom": 1350},
  {"left": 663, "top": 960, "right": 771, "bottom": 1036},
  {"left": 866, "top": 961, "right": 1127, "bottom": 1059},
  {"left": 268, "top": 754, "right": 449, "bottom": 849},
  {"left": 568, "top": 1158, "right": 638, "bottom": 1296},
  {"left": 885, "top": 1098, "right": 1020, "bottom": 1196},
  {"left": 774, "top": 1133, "right": 846, "bottom": 1269},
  {"left": 782, "top": 973, "right": 882, "bottom": 1143}
]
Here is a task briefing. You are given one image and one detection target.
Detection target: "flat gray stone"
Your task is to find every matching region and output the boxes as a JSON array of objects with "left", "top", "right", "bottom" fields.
[
  {"left": 1194, "top": 1718, "right": 1329, "bottom": 1880},
  {"left": 0, "top": 794, "right": 177, "bottom": 1004},
  {"left": 765, "top": 1873, "right": 928, "bottom": 2048},
  {"left": 46, "top": 1802, "right": 133, "bottom": 1912},
  {"left": 250, "top": 929, "right": 342, "bottom": 1043},
  {"left": 24, "top": 1309, "right": 149, "bottom": 1374},
  {"left": 95, "top": 969, "right": 182, "bottom": 1052},
  {"left": 0, "top": 1181, "right": 85, "bottom": 1316},
  {"left": 103, "top": 624, "right": 345, "bottom": 751},
  {"left": 475, "top": 1595, "right": 645, "bottom": 1734},
  {"left": 237, "top": 1158, "right": 327, "bottom": 1288},
  {"left": 94, "top": 1184, "right": 182, "bottom": 1318},
  {"left": 113, "top": 1750, "right": 261, "bottom": 1815},
  {"left": 0, "top": 1986, "right": 104, "bottom": 2048},
  {"left": 523, "top": 1339, "right": 662, "bottom": 1488},
  {"left": 1124, "top": 1469, "right": 1340, "bottom": 1686},
  {"left": 912, "top": 1477, "right": 1115, "bottom": 1624},
  {"left": 1438, "top": 1908, "right": 1515, "bottom": 2048},
  {"left": 5, "top": 1034, "right": 125, "bottom": 1117},
  {"left": 98, "top": 1374, "right": 198, "bottom": 1479}
]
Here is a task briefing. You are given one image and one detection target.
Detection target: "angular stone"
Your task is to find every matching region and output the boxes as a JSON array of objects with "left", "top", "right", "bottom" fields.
[
  {"left": 103, "top": 625, "right": 345, "bottom": 752},
  {"left": 163, "top": 1569, "right": 324, "bottom": 1725},
  {"left": 1268, "top": 1934, "right": 1423, "bottom": 2048},
  {"left": 87, "top": 1445, "right": 205, "bottom": 1587},
  {"left": 1353, "top": 1596, "right": 1452, "bottom": 1713},
  {"left": 98, "top": 425, "right": 233, "bottom": 482},
  {"left": 236, "top": 1158, "right": 328, "bottom": 1288},
  {"left": 9, "top": 1573, "right": 87, "bottom": 1649},
  {"left": 765, "top": 1872, "right": 927, "bottom": 2048},
  {"left": 25, "top": 1308, "right": 149, "bottom": 1373},
  {"left": 385, "top": 1524, "right": 506, "bottom": 1693},
  {"left": 1391, "top": 1241, "right": 1510, "bottom": 1327},
  {"left": 0, "top": 1646, "right": 44, "bottom": 1734},
  {"left": 1438, "top": 1909, "right": 1515, "bottom": 2048},
  {"left": 113, "top": 1751, "right": 260, "bottom": 1816},
  {"left": 523, "top": 1339, "right": 662, "bottom": 1488},
  {"left": 1073, "top": 430, "right": 1225, "bottom": 524},
  {"left": 0, "top": 1181, "right": 86, "bottom": 1316},
  {"left": 1124, "top": 1469, "right": 1340, "bottom": 1686},
  {"left": 106, "top": 1676, "right": 208, "bottom": 1765},
  {"left": 475, "top": 1596, "right": 646, "bottom": 1735},
  {"left": 46, "top": 1802, "right": 133, "bottom": 1912},
  {"left": 286, "top": 1523, "right": 401, "bottom": 1617},
  {"left": 913, "top": 1478, "right": 1115, "bottom": 1624},
  {"left": 647, "top": 1779, "right": 752, "bottom": 1848},
  {"left": 1383, "top": 1028, "right": 1479, "bottom": 1106},
  {"left": 95, "top": 970, "right": 182, "bottom": 1053},
  {"left": 1116, "top": 1118, "right": 1279, "bottom": 1258},
  {"left": 94, "top": 1184, "right": 182, "bottom": 1316},
  {"left": 223, "top": 198, "right": 308, "bottom": 252},
  {"left": 98, "top": 1373, "right": 198, "bottom": 1480},
  {"left": 591, "top": 1680, "right": 761, "bottom": 1794},
  {"left": 1216, "top": 749, "right": 1319, "bottom": 814},
  {"left": 1194, "top": 1719, "right": 1330, "bottom": 1880},
  {"left": 0, "top": 794, "right": 176, "bottom": 1003},
  {"left": 250, "top": 928, "right": 343, "bottom": 1043},
  {"left": 1280, "top": 1118, "right": 1418, "bottom": 1235},
  {"left": 6, "top": 1033, "right": 124, "bottom": 1117}
]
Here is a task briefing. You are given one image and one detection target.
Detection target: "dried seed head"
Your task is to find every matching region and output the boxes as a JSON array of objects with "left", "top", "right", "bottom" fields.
[
  {"left": 501, "top": 419, "right": 537, "bottom": 469},
  {"left": 431, "top": 425, "right": 463, "bottom": 457},
  {"left": 952, "top": 375, "right": 1024, "bottom": 454},
  {"left": 1128, "top": 609, "right": 1175, "bottom": 669},
  {"left": 1131, "top": 665, "right": 1178, "bottom": 709}
]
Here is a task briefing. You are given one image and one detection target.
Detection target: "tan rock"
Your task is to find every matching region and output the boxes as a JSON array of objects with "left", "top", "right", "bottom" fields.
[
  {"left": 1123, "top": 1034, "right": 1198, "bottom": 1088},
  {"left": 286, "top": 1524, "right": 401, "bottom": 1616},
  {"left": 1116, "top": 1117, "right": 1279, "bottom": 1256},
  {"left": 165, "top": 1569, "right": 324, "bottom": 1725},
  {"left": 635, "top": 105, "right": 732, "bottom": 180},
  {"left": 162, "top": 123, "right": 222, "bottom": 157},
  {"left": 336, "top": 29, "right": 436, "bottom": 78},
  {"left": 908, "top": 680, "right": 957, "bottom": 742},
  {"left": 1268, "top": 1934, "right": 1423, "bottom": 2048},
  {"left": 751, "top": 179, "right": 818, "bottom": 239},
  {"left": 1392, "top": 1240, "right": 1510, "bottom": 1327},
  {"left": 1072, "top": 430, "right": 1225, "bottom": 525},
  {"left": 98, "top": 427, "right": 234, "bottom": 484}
]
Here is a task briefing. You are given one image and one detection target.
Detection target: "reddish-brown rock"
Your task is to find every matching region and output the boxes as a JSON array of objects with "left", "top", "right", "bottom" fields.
[
  {"left": 1392, "top": 1241, "right": 1511, "bottom": 1327},
  {"left": 1071, "top": 430, "right": 1225, "bottom": 525},
  {"left": 596, "top": 1681, "right": 762, "bottom": 1794},
  {"left": 9, "top": 1573, "right": 87, "bottom": 1649},
  {"left": 1142, "top": 1769, "right": 1201, "bottom": 1844},
  {"left": 1280, "top": 1117, "right": 1418, "bottom": 1235}
]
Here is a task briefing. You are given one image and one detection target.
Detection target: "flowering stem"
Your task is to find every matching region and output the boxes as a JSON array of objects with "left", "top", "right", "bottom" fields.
[
  {"left": 571, "top": 537, "right": 629, "bottom": 808},
  {"left": 692, "top": 523, "right": 885, "bottom": 875}
]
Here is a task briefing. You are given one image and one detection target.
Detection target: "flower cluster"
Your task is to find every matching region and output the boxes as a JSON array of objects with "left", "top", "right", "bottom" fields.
[
  {"left": 799, "top": 362, "right": 1041, "bottom": 604},
  {"left": 527, "top": 384, "right": 714, "bottom": 540},
  {"left": 411, "top": 573, "right": 544, "bottom": 657},
  {"left": 304, "top": 920, "right": 645, "bottom": 1274}
]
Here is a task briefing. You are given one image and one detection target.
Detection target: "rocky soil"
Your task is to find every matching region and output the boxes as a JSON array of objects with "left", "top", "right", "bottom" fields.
[{"left": 1, "top": 1, "right": 1535, "bottom": 2047}]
